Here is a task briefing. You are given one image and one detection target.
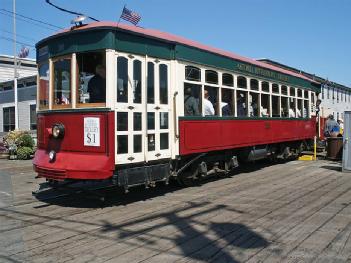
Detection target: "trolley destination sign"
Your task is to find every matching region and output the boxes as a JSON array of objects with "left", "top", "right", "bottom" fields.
[{"left": 236, "top": 62, "right": 290, "bottom": 83}]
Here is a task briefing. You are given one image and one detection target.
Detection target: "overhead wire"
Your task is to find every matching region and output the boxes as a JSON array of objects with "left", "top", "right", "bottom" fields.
[
  {"left": 45, "top": 0, "right": 100, "bottom": 22},
  {"left": 0, "top": 29, "right": 37, "bottom": 42},
  {"left": 0, "top": 36, "right": 35, "bottom": 48},
  {"left": 0, "top": 8, "right": 63, "bottom": 30}
]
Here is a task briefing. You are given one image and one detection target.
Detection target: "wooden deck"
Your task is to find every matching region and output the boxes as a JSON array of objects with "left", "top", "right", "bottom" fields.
[{"left": 0, "top": 159, "right": 350, "bottom": 263}]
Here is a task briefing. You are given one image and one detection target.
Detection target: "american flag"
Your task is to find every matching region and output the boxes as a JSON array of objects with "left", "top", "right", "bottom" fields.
[
  {"left": 120, "top": 7, "right": 141, "bottom": 25},
  {"left": 18, "top": 46, "right": 29, "bottom": 58}
]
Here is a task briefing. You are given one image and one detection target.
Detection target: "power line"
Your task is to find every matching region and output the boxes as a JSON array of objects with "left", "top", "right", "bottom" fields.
[
  {"left": 45, "top": 0, "right": 99, "bottom": 22},
  {"left": 0, "top": 11, "right": 57, "bottom": 32},
  {"left": 0, "top": 36, "right": 35, "bottom": 48},
  {"left": 1, "top": 29, "right": 37, "bottom": 42},
  {"left": 0, "top": 8, "right": 63, "bottom": 30}
]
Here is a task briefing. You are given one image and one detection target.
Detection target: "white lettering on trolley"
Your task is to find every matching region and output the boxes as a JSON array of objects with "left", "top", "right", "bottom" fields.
[{"left": 84, "top": 117, "right": 100, "bottom": 147}]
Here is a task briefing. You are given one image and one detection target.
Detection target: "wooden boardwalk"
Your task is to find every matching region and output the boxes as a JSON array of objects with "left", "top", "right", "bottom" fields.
[{"left": 0, "top": 159, "right": 351, "bottom": 262}]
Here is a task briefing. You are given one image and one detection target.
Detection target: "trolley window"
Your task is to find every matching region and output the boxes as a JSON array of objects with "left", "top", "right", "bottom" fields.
[
  {"left": 53, "top": 57, "right": 71, "bottom": 108},
  {"left": 77, "top": 51, "right": 106, "bottom": 106},
  {"left": 261, "top": 94, "right": 270, "bottom": 117},
  {"left": 204, "top": 86, "right": 219, "bottom": 116},
  {"left": 281, "top": 97, "right": 289, "bottom": 118},
  {"left": 184, "top": 83, "right": 201, "bottom": 116},
  {"left": 185, "top": 66, "right": 201, "bottom": 81},
  {"left": 250, "top": 79, "right": 259, "bottom": 91},
  {"left": 222, "top": 73, "right": 233, "bottom": 87},
  {"left": 249, "top": 92, "right": 259, "bottom": 117},
  {"left": 205, "top": 70, "right": 218, "bottom": 84},
  {"left": 262, "top": 81, "right": 269, "bottom": 92},
  {"left": 38, "top": 62, "right": 49, "bottom": 109},
  {"left": 133, "top": 60, "right": 142, "bottom": 104},
  {"left": 237, "top": 76, "right": 247, "bottom": 89},
  {"left": 147, "top": 62, "right": 155, "bottom": 103},
  {"left": 159, "top": 64, "right": 168, "bottom": 104},
  {"left": 272, "top": 95, "right": 280, "bottom": 117},
  {"left": 236, "top": 90, "right": 247, "bottom": 117},
  {"left": 117, "top": 57, "right": 128, "bottom": 103},
  {"left": 281, "top": 85, "right": 288, "bottom": 95},
  {"left": 272, "top": 83, "right": 279, "bottom": 94},
  {"left": 221, "top": 88, "right": 234, "bottom": 116}
]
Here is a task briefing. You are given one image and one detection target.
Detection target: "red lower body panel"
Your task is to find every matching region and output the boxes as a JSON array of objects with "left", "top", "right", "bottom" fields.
[
  {"left": 33, "top": 149, "right": 114, "bottom": 180},
  {"left": 179, "top": 118, "right": 316, "bottom": 155}
]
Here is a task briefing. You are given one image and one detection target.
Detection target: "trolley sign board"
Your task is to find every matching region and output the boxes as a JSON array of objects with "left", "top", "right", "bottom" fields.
[{"left": 84, "top": 117, "right": 100, "bottom": 147}]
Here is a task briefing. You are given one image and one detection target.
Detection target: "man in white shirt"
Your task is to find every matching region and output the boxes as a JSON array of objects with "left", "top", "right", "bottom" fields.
[{"left": 204, "top": 89, "right": 215, "bottom": 116}]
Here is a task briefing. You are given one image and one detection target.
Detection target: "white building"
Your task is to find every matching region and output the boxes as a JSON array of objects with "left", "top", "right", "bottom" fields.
[{"left": 0, "top": 55, "right": 37, "bottom": 138}]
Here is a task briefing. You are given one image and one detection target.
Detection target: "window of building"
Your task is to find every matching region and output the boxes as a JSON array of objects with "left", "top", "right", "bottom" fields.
[
  {"left": 30, "top": 105, "right": 37, "bottom": 130},
  {"left": 77, "top": 51, "right": 106, "bottom": 105},
  {"left": 222, "top": 73, "right": 234, "bottom": 87},
  {"left": 205, "top": 70, "right": 218, "bottom": 84},
  {"left": 250, "top": 79, "right": 259, "bottom": 91},
  {"left": 272, "top": 83, "right": 279, "bottom": 94},
  {"left": 117, "top": 57, "right": 128, "bottom": 103},
  {"left": 184, "top": 83, "right": 201, "bottom": 116},
  {"left": 185, "top": 66, "right": 201, "bottom": 81},
  {"left": 26, "top": 81, "right": 36, "bottom": 87},
  {"left": 262, "top": 81, "right": 269, "bottom": 92},
  {"left": 322, "top": 86, "right": 324, "bottom": 99},
  {"left": 38, "top": 62, "right": 49, "bottom": 109},
  {"left": 53, "top": 57, "right": 71, "bottom": 108},
  {"left": 327, "top": 87, "right": 330, "bottom": 99},
  {"left": 3, "top": 106, "right": 15, "bottom": 132},
  {"left": 237, "top": 76, "right": 247, "bottom": 89}
]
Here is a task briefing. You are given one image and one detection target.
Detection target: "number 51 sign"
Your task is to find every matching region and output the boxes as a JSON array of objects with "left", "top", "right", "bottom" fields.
[{"left": 84, "top": 117, "right": 100, "bottom": 147}]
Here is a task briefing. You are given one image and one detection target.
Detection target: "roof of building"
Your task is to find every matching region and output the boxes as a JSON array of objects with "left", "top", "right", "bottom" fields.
[
  {"left": 39, "top": 21, "right": 318, "bottom": 85},
  {"left": 0, "top": 55, "right": 37, "bottom": 83}
]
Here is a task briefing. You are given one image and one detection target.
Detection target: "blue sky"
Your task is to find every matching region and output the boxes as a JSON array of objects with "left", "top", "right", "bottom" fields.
[{"left": 1, "top": 0, "right": 350, "bottom": 86}]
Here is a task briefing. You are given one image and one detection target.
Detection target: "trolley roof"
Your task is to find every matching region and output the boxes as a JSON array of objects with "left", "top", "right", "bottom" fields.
[{"left": 36, "top": 22, "right": 320, "bottom": 91}]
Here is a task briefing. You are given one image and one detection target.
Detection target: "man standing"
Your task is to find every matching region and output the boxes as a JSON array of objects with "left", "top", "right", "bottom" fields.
[
  {"left": 184, "top": 87, "right": 200, "bottom": 116},
  {"left": 204, "top": 89, "right": 215, "bottom": 116},
  {"left": 88, "top": 65, "right": 106, "bottom": 103}
]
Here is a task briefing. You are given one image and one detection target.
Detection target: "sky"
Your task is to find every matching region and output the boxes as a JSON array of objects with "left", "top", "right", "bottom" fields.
[{"left": 1, "top": 0, "right": 350, "bottom": 86}]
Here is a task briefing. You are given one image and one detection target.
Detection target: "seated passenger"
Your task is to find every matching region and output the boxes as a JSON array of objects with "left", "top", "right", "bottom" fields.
[
  {"left": 87, "top": 65, "right": 106, "bottom": 103},
  {"left": 289, "top": 108, "right": 295, "bottom": 117},
  {"left": 204, "top": 89, "right": 215, "bottom": 116},
  {"left": 260, "top": 106, "right": 268, "bottom": 117},
  {"left": 296, "top": 108, "right": 302, "bottom": 118},
  {"left": 184, "top": 87, "right": 200, "bottom": 116}
]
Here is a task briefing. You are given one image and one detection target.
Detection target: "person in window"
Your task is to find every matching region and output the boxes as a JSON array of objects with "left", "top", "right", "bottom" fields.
[
  {"left": 184, "top": 87, "right": 200, "bottom": 116},
  {"left": 237, "top": 94, "right": 246, "bottom": 117},
  {"left": 289, "top": 108, "right": 296, "bottom": 118},
  {"left": 204, "top": 89, "right": 215, "bottom": 116},
  {"left": 87, "top": 65, "right": 106, "bottom": 103},
  {"left": 296, "top": 108, "right": 302, "bottom": 118},
  {"left": 221, "top": 92, "right": 232, "bottom": 116}
]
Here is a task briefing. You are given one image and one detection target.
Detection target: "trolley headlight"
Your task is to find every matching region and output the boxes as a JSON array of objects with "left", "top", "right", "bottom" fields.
[
  {"left": 49, "top": 150, "right": 56, "bottom": 162},
  {"left": 52, "top": 123, "right": 65, "bottom": 139}
]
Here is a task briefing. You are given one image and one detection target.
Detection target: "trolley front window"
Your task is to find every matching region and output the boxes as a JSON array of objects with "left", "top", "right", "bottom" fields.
[
  {"left": 53, "top": 57, "right": 71, "bottom": 108},
  {"left": 77, "top": 51, "right": 106, "bottom": 106},
  {"left": 38, "top": 62, "right": 49, "bottom": 109}
]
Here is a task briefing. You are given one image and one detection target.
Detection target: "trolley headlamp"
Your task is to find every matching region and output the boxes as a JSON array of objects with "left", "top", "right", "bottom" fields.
[
  {"left": 52, "top": 123, "right": 65, "bottom": 139},
  {"left": 49, "top": 150, "right": 56, "bottom": 162}
]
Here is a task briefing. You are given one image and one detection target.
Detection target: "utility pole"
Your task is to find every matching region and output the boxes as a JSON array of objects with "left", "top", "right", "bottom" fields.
[{"left": 13, "top": 0, "right": 19, "bottom": 130}]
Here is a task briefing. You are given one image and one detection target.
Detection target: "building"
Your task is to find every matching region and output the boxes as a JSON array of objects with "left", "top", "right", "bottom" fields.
[
  {"left": 0, "top": 54, "right": 36, "bottom": 82},
  {"left": 0, "top": 55, "right": 37, "bottom": 138},
  {"left": 258, "top": 59, "right": 351, "bottom": 120}
]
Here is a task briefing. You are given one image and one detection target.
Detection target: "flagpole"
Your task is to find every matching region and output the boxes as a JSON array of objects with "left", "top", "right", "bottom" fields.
[
  {"left": 13, "top": 0, "right": 19, "bottom": 130},
  {"left": 117, "top": 4, "right": 126, "bottom": 28}
]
